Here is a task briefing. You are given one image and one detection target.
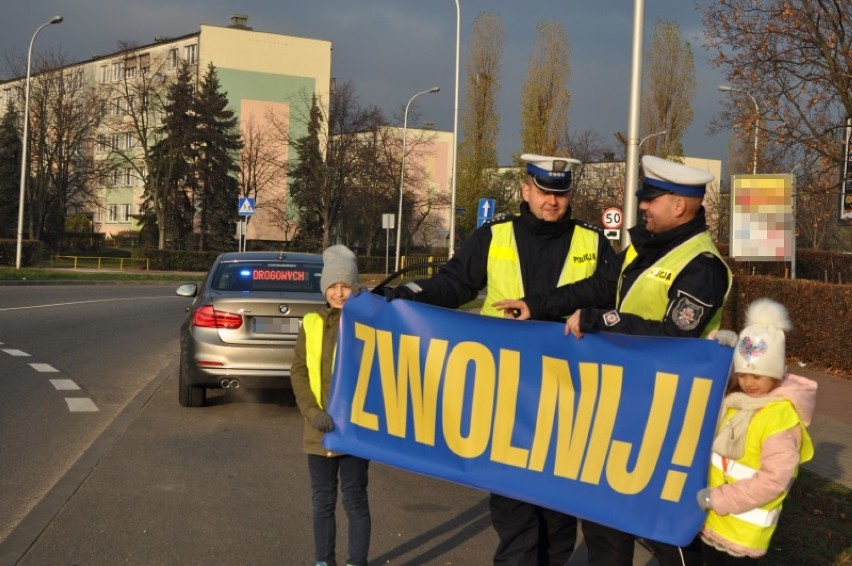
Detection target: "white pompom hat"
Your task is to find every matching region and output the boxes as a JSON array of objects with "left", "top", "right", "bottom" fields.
[{"left": 733, "top": 298, "right": 792, "bottom": 380}]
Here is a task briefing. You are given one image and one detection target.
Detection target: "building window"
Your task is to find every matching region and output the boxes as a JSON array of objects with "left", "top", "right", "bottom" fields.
[
  {"left": 99, "top": 65, "right": 108, "bottom": 83},
  {"left": 108, "top": 205, "right": 118, "bottom": 222},
  {"left": 112, "top": 98, "right": 123, "bottom": 116},
  {"left": 110, "top": 133, "right": 121, "bottom": 150},
  {"left": 125, "top": 66, "right": 136, "bottom": 79},
  {"left": 168, "top": 48, "right": 178, "bottom": 69},
  {"left": 125, "top": 133, "right": 134, "bottom": 149},
  {"left": 112, "top": 62, "right": 122, "bottom": 81},
  {"left": 140, "top": 53, "right": 150, "bottom": 76},
  {"left": 97, "top": 134, "right": 107, "bottom": 153},
  {"left": 123, "top": 168, "right": 132, "bottom": 185},
  {"left": 123, "top": 204, "right": 132, "bottom": 222},
  {"left": 184, "top": 44, "right": 197, "bottom": 64}
]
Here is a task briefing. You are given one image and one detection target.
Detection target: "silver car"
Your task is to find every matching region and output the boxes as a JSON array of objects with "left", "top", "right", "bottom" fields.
[{"left": 176, "top": 251, "right": 326, "bottom": 407}]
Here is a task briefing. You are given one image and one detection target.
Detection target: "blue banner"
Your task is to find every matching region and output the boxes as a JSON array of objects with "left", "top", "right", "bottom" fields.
[{"left": 324, "top": 292, "right": 733, "bottom": 546}]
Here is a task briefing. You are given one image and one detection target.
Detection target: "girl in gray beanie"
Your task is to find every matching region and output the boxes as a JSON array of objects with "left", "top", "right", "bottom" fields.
[{"left": 290, "top": 245, "right": 370, "bottom": 566}]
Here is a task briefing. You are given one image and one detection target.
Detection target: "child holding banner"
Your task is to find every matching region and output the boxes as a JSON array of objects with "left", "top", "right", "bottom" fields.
[
  {"left": 290, "top": 245, "right": 371, "bottom": 566},
  {"left": 697, "top": 298, "right": 816, "bottom": 564}
]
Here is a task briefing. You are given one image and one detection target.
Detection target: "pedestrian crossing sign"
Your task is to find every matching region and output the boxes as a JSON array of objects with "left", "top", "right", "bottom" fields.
[{"left": 238, "top": 197, "right": 255, "bottom": 217}]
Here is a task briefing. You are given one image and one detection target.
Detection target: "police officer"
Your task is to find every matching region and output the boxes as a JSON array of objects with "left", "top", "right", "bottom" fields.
[
  {"left": 495, "top": 155, "right": 733, "bottom": 566},
  {"left": 387, "top": 153, "right": 617, "bottom": 565}
]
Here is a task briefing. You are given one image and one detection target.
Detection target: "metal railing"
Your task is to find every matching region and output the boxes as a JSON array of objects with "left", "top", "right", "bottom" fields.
[{"left": 50, "top": 255, "right": 150, "bottom": 271}]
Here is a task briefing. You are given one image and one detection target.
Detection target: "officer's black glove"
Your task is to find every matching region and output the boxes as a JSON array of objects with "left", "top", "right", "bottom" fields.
[
  {"left": 385, "top": 282, "right": 420, "bottom": 302},
  {"left": 308, "top": 410, "right": 335, "bottom": 433}
]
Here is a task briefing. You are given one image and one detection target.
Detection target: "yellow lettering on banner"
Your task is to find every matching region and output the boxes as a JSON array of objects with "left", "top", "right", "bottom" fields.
[
  {"left": 403, "top": 335, "right": 447, "bottom": 446},
  {"left": 375, "top": 328, "right": 406, "bottom": 436},
  {"left": 661, "top": 377, "right": 713, "bottom": 501},
  {"left": 554, "top": 359, "right": 602, "bottom": 479},
  {"left": 443, "top": 342, "right": 495, "bottom": 458},
  {"left": 580, "top": 363, "right": 622, "bottom": 484},
  {"left": 491, "top": 349, "right": 528, "bottom": 467},
  {"left": 351, "top": 322, "right": 379, "bottom": 430},
  {"left": 606, "top": 372, "right": 678, "bottom": 495}
]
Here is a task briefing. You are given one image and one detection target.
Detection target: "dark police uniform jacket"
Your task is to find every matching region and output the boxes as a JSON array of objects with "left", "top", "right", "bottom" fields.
[
  {"left": 405, "top": 202, "right": 617, "bottom": 318},
  {"left": 524, "top": 207, "right": 731, "bottom": 336}
]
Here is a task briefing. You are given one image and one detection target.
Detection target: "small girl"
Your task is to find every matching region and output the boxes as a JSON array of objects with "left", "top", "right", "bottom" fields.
[
  {"left": 698, "top": 298, "right": 817, "bottom": 564},
  {"left": 290, "top": 245, "right": 371, "bottom": 566}
]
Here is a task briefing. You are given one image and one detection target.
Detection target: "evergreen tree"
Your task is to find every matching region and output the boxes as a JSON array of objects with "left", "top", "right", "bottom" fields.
[
  {"left": 142, "top": 62, "right": 197, "bottom": 249},
  {"left": 287, "top": 95, "right": 326, "bottom": 249},
  {"left": 194, "top": 63, "right": 242, "bottom": 251},
  {"left": 0, "top": 101, "right": 21, "bottom": 238}
]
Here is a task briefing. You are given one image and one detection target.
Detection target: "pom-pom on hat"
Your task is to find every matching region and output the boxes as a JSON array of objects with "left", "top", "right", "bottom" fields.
[
  {"left": 637, "top": 155, "right": 715, "bottom": 199},
  {"left": 733, "top": 298, "right": 791, "bottom": 380},
  {"left": 520, "top": 153, "right": 582, "bottom": 193},
  {"left": 320, "top": 245, "right": 360, "bottom": 296}
]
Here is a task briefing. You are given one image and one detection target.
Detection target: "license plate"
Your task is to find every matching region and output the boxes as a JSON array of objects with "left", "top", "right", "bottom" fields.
[{"left": 252, "top": 317, "right": 301, "bottom": 334}]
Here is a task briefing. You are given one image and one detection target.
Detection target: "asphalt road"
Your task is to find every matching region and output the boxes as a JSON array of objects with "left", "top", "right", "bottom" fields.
[{"left": 0, "top": 284, "right": 497, "bottom": 565}]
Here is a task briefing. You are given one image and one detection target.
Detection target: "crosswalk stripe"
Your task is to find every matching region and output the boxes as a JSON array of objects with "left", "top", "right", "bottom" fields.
[
  {"left": 50, "top": 379, "right": 81, "bottom": 391},
  {"left": 65, "top": 398, "right": 99, "bottom": 412}
]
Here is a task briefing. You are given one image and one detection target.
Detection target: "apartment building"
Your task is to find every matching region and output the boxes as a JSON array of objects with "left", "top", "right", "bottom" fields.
[{"left": 2, "top": 14, "right": 332, "bottom": 244}]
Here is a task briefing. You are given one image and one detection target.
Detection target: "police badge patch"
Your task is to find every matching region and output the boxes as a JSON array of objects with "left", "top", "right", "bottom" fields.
[
  {"left": 602, "top": 310, "right": 621, "bottom": 327},
  {"left": 672, "top": 295, "right": 706, "bottom": 331}
]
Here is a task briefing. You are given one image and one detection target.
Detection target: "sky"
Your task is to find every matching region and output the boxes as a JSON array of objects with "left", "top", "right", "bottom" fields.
[{"left": 1, "top": 0, "right": 732, "bottom": 169}]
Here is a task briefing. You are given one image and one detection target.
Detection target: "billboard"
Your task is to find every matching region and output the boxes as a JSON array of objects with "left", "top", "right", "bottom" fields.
[{"left": 730, "top": 174, "right": 794, "bottom": 261}]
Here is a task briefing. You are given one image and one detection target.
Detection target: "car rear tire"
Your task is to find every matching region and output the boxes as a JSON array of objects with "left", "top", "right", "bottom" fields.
[{"left": 179, "top": 354, "right": 206, "bottom": 408}]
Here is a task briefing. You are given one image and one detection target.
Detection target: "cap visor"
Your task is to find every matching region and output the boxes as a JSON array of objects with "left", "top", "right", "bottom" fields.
[
  {"left": 532, "top": 176, "right": 571, "bottom": 193},
  {"left": 636, "top": 184, "right": 671, "bottom": 199}
]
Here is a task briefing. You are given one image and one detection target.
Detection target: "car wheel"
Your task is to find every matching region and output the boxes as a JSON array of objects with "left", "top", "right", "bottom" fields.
[{"left": 178, "top": 353, "right": 206, "bottom": 408}]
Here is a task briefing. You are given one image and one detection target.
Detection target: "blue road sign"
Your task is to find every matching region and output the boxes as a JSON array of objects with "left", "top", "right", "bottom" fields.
[
  {"left": 477, "top": 198, "right": 496, "bottom": 228},
  {"left": 238, "top": 197, "right": 255, "bottom": 217}
]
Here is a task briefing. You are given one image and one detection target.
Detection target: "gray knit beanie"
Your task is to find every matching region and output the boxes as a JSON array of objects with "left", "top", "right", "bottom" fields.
[{"left": 320, "top": 245, "right": 360, "bottom": 295}]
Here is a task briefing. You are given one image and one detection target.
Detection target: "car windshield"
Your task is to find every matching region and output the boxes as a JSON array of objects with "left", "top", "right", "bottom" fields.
[{"left": 211, "top": 260, "right": 323, "bottom": 293}]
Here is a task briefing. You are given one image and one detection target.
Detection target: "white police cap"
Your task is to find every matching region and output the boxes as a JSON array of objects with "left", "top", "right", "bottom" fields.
[
  {"left": 638, "top": 155, "right": 715, "bottom": 199},
  {"left": 520, "top": 153, "right": 582, "bottom": 192}
]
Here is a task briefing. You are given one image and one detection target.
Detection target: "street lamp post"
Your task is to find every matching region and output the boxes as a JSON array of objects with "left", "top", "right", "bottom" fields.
[
  {"left": 639, "top": 129, "right": 667, "bottom": 151},
  {"left": 15, "top": 15, "right": 63, "bottom": 269},
  {"left": 396, "top": 86, "right": 440, "bottom": 272},
  {"left": 718, "top": 84, "right": 759, "bottom": 175},
  {"left": 447, "top": 0, "right": 460, "bottom": 259}
]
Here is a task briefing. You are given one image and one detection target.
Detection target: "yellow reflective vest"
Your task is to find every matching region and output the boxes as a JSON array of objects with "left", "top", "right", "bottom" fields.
[
  {"left": 704, "top": 401, "right": 814, "bottom": 555},
  {"left": 302, "top": 312, "right": 325, "bottom": 408},
  {"left": 617, "top": 232, "right": 731, "bottom": 337},
  {"left": 480, "top": 221, "right": 601, "bottom": 317}
]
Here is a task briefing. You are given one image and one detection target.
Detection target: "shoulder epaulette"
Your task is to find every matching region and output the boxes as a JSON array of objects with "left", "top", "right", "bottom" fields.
[
  {"left": 574, "top": 220, "right": 606, "bottom": 235},
  {"left": 480, "top": 212, "right": 516, "bottom": 228}
]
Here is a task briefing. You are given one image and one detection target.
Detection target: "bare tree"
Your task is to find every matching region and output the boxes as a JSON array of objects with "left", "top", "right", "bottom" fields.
[
  {"left": 703, "top": 0, "right": 852, "bottom": 193},
  {"left": 520, "top": 20, "right": 571, "bottom": 156},
  {"left": 457, "top": 11, "right": 504, "bottom": 235},
  {"left": 99, "top": 46, "right": 180, "bottom": 248},
  {"left": 8, "top": 50, "right": 109, "bottom": 246},
  {"left": 282, "top": 83, "right": 385, "bottom": 250},
  {"left": 238, "top": 114, "right": 289, "bottom": 238},
  {"left": 641, "top": 19, "right": 695, "bottom": 158}
]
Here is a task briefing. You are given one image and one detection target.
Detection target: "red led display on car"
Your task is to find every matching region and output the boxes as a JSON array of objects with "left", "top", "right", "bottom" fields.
[{"left": 252, "top": 269, "right": 307, "bottom": 282}]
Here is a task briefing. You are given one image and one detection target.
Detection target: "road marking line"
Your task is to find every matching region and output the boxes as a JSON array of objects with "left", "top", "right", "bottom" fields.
[
  {"left": 50, "top": 379, "right": 81, "bottom": 391},
  {"left": 2, "top": 349, "right": 30, "bottom": 357},
  {"left": 65, "top": 398, "right": 99, "bottom": 412},
  {"left": 0, "top": 296, "right": 180, "bottom": 312},
  {"left": 31, "top": 363, "right": 59, "bottom": 372}
]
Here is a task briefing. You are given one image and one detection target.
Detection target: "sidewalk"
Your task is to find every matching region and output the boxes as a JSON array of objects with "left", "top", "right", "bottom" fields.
[{"left": 793, "top": 366, "right": 852, "bottom": 488}]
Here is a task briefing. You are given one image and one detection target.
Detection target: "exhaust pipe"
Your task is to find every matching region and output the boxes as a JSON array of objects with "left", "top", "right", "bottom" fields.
[
  {"left": 229, "top": 379, "right": 240, "bottom": 389},
  {"left": 220, "top": 378, "right": 231, "bottom": 389}
]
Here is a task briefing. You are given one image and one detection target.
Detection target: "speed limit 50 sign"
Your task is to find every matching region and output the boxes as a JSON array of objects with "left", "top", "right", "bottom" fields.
[{"left": 601, "top": 207, "right": 623, "bottom": 229}]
